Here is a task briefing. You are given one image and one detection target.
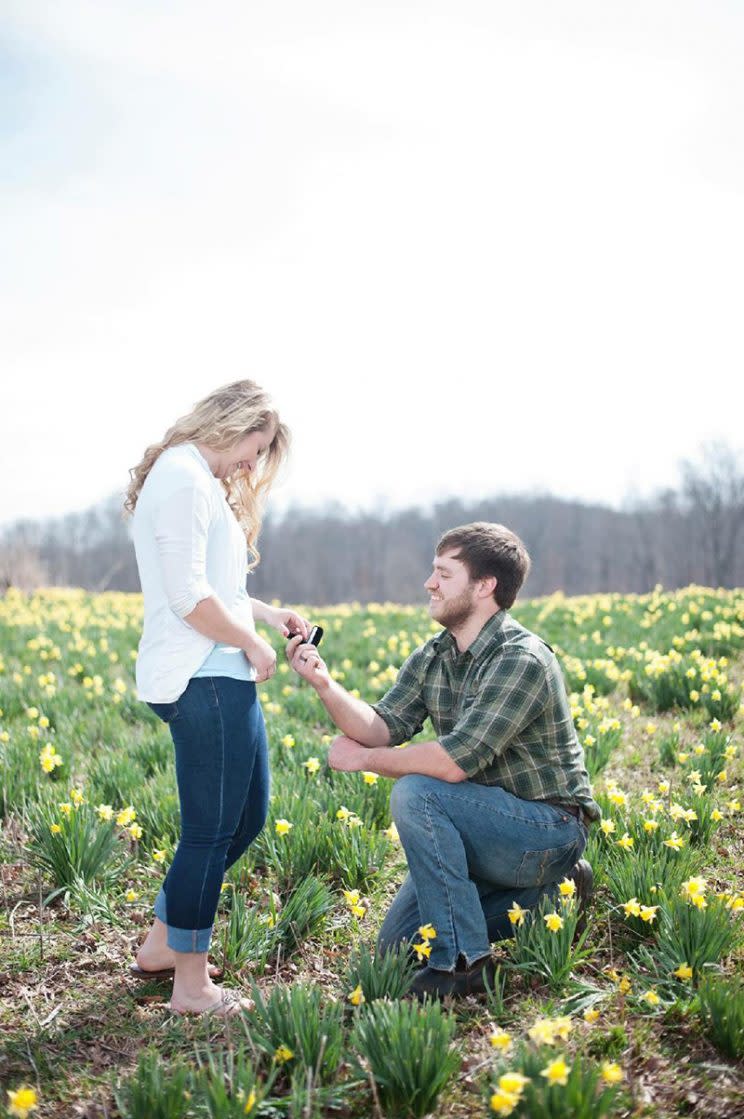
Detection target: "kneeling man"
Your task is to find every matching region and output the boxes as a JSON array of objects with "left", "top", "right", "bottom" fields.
[{"left": 287, "top": 522, "right": 600, "bottom": 999}]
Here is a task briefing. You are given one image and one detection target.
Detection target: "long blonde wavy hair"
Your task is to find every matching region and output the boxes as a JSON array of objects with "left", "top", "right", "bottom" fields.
[{"left": 124, "top": 380, "right": 289, "bottom": 570}]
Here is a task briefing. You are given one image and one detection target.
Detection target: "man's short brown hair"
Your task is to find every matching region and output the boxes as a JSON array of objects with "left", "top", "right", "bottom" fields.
[{"left": 436, "top": 522, "right": 531, "bottom": 610}]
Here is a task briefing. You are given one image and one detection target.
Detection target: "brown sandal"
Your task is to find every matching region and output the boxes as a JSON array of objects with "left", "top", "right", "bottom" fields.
[{"left": 170, "top": 988, "right": 253, "bottom": 1017}]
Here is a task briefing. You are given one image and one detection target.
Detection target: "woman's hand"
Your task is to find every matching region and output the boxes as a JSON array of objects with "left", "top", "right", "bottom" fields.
[
  {"left": 257, "top": 604, "right": 310, "bottom": 640},
  {"left": 243, "top": 632, "right": 278, "bottom": 682}
]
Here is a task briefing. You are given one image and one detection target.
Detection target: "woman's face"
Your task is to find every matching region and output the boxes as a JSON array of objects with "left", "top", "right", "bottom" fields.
[
  {"left": 206, "top": 424, "right": 276, "bottom": 480},
  {"left": 228, "top": 425, "right": 276, "bottom": 479}
]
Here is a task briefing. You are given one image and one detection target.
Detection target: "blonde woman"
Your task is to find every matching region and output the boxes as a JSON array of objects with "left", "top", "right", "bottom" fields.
[{"left": 125, "top": 380, "right": 309, "bottom": 1015}]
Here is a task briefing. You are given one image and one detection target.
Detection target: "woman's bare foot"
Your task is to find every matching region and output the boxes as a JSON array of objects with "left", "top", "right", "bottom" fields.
[
  {"left": 170, "top": 984, "right": 253, "bottom": 1016},
  {"left": 135, "top": 917, "right": 221, "bottom": 976},
  {"left": 170, "top": 946, "right": 235, "bottom": 1014}
]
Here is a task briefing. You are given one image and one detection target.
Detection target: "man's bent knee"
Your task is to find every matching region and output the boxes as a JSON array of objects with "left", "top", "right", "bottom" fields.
[{"left": 389, "top": 773, "right": 441, "bottom": 820}]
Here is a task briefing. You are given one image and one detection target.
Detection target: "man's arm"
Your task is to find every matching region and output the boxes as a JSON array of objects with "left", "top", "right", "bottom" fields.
[
  {"left": 286, "top": 636, "right": 391, "bottom": 747},
  {"left": 328, "top": 735, "right": 467, "bottom": 782}
]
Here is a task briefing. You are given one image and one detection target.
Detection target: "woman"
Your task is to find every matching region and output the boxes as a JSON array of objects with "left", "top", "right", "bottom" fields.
[{"left": 125, "top": 380, "right": 309, "bottom": 1015}]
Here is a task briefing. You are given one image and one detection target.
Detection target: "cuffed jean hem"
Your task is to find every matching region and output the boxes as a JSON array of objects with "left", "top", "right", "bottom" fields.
[
  {"left": 153, "top": 886, "right": 213, "bottom": 954},
  {"left": 166, "top": 924, "right": 213, "bottom": 954},
  {"left": 154, "top": 886, "right": 167, "bottom": 923}
]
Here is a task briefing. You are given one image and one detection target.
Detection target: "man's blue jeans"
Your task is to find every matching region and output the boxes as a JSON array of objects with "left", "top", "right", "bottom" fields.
[
  {"left": 147, "top": 676, "right": 269, "bottom": 953},
  {"left": 377, "top": 775, "right": 588, "bottom": 971}
]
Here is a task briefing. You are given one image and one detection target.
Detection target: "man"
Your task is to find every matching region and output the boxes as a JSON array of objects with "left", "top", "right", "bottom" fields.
[{"left": 287, "top": 522, "right": 600, "bottom": 999}]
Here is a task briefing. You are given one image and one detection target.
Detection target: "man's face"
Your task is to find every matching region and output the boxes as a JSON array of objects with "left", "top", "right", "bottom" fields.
[{"left": 424, "top": 550, "right": 477, "bottom": 629}]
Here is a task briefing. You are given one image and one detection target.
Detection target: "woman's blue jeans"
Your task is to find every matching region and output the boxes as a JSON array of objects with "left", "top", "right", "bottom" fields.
[
  {"left": 377, "top": 775, "right": 588, "bottom": 971},
  {"left": 147, "top": 676, "right": 269, "bottom": 953}
]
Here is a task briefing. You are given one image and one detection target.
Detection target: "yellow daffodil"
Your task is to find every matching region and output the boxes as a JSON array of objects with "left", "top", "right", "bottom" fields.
[
  {"left": 418, "top": 924, "right": 437, "bottom": 940},
  {"left": 39, "top": 744, "right": 63, "bottom": 773},
  {"left": 681, "top": 876, "right": 707, "bottom": 900},
  {"left": 508, "top": 901, "right": 527, "bottom": 926},
  {"left": 527, "top": 1017, "right": 572, "bottom": 1045},
  {"left": 639, "top": 905, "right": 659, "bottom": 923},
  {"left": 641, "top": 989, "right": 660, "bottom": 1006},
  {"left": 274, "top": 1045, "right": 294, "bottom": 1064},
  {"left": 362, "top": 771, "right": 379, "bottom": 785},
  {"left": 498, "top": 1072, "right": 529, "bottom": 1095},
  {"left": 303, "top": 757, "right": 321, "bottom": 775},
  {"left": 490, "top": 1029, "right": 513, "bottom": 1050},
  {"left": 674, "top": 963, "right": 693, "bottom": 980},
  {"left": 540, "top": 1057, "right": 570, "bottom": 1086},
  {"left": 348, "top": 984, "right": 365, "bottom": 1006},
  {"left": 7, "top": 1086, "right": 38, "bottom": 1117},
  {"left": 274, "top": 818, "right": 293, "bottom": 836},
  {"left": 583, "top": 1008, "right": 600, "bottom": 1023},
  {"left": 412, "top": 940, "right": 432, "bottom": 961},
  {"left": 489, "top": 1089, "right": 519, "bottom": 1116},
  {"left": 616, "top": 832, "right": 634, "bottom": 850},
  {"left": 664, "top": 831, "right": 685, "bottom": 850},
  {"left": 622, "top": 898, "right": 641, "bottom": 918},
  {"left": 600, "top": 1061, "right": 624, "bottom": 1084},
  {"left": 544, "top": 912, "right": 564, "bottom": 932},
  {"left": 558, "top": 877, "right": 576, "bottom": 897}
]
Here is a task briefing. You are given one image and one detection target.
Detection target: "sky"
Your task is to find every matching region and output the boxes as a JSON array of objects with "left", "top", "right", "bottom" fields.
[{"left": 2, "top": 1, "right": 743, "bottom": 527}]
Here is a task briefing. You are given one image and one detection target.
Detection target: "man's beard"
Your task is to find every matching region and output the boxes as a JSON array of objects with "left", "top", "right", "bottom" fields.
[{"left": 433, "top": 587, "right": 477, "bottom": 630}]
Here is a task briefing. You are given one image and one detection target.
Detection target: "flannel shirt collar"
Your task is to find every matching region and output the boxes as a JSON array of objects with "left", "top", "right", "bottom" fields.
[{"left": 433, "top": 609, "right": 509, "bottom": 662}]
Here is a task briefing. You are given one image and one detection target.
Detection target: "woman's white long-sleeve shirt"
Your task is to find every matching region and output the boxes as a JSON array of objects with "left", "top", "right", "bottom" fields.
[{"left": 132, "top": 443, "right": 256, "bottom": 702}]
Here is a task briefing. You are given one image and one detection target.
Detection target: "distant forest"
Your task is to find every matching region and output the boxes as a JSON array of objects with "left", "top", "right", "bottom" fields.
[{"left": 2, "top": 442, "right": 743, "bottom": 603}]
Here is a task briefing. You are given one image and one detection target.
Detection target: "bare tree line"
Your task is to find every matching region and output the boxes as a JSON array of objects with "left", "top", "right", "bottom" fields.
[{"left": 2, "top": 442, "right": 743, "bottom": 602}]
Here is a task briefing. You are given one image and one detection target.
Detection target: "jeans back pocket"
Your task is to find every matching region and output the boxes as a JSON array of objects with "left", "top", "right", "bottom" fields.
[
  {"left": 147, "top": 700, "right": 179, "bottom": 723},
  {"left": 515, "top": 838, "right": 580, "bottom": 888}
]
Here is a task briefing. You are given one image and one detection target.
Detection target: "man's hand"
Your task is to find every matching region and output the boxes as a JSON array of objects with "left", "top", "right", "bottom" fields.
[
  {"left": 327, "top": 735, "right": 369, "bottom": 772},
  {"left": 286, "top": 634, "right": 331, "bottom": 691}
]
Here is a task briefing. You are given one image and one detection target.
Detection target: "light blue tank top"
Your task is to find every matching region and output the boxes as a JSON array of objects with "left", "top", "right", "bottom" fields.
[{"left": 192, "top": 643, "right": 255, "bottom": 682}]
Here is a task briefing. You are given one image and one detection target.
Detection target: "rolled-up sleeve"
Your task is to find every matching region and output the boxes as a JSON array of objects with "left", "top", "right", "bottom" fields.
[
  {"left": 371, "top": 649, "right": 430, "bottom": 746},
  {"left": 439, "top": 652, "right": 549, "bottom": 778},
  {"left": 153, "top": 485, "right": 215, "bottom": 618}
]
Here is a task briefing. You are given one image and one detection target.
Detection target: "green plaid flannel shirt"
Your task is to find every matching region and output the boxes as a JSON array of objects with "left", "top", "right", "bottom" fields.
[{"left": 372, "top": 610, "right": 601, "bottom": 820}]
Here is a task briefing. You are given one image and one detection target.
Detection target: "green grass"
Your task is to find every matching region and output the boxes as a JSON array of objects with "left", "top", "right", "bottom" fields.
[{"left": 1, "top": 586, "right": 743, "bottom": 1117}]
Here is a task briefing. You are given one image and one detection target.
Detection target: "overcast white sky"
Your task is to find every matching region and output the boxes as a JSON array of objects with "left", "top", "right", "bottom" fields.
[{"left": 2, "top": 1, "right": 743, "bottom": 527}]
